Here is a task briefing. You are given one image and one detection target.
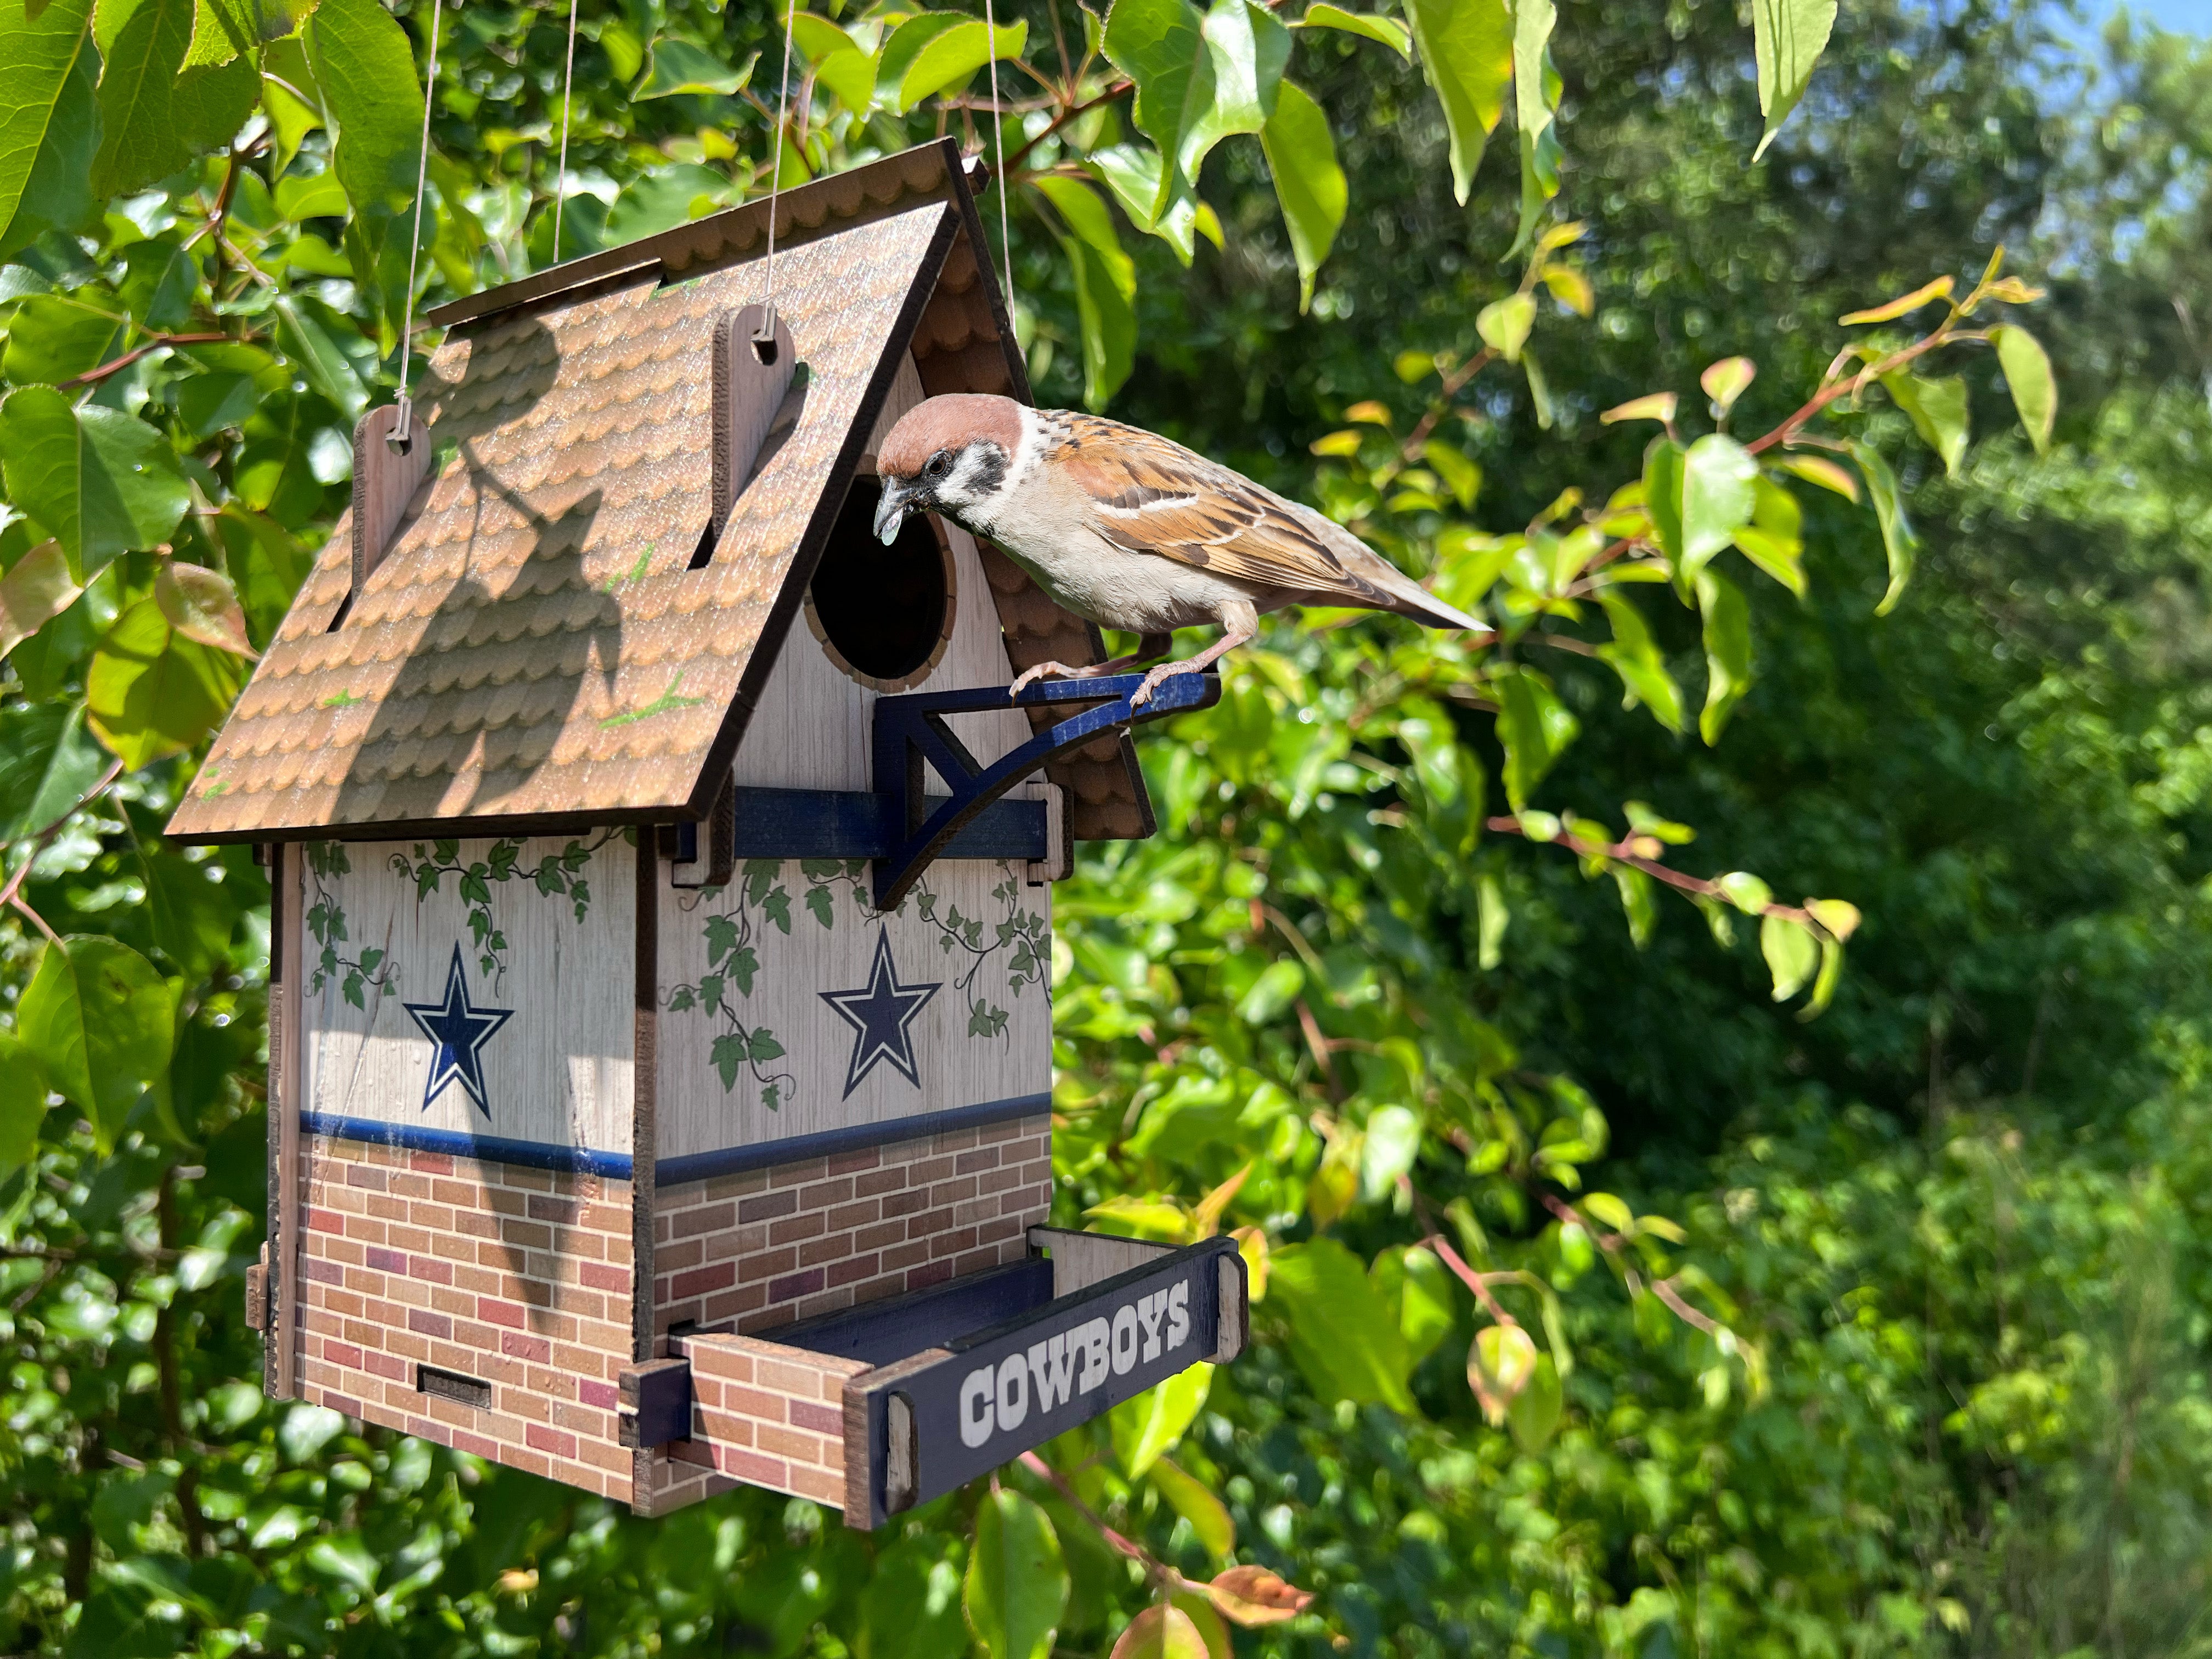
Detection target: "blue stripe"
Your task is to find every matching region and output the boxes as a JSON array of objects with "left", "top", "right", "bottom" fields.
[
  {"left": 300, "top": 1113, "right": 637, "bottom": 1180},
  {"left": 653, "top": 1093, "right": 1051, "bottom": 1187},
  {"left": 298, "top": 1093, "right": 1052, "bottom": 1188}
]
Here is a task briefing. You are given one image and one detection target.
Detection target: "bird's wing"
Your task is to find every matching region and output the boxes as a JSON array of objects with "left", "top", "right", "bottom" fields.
[{"left": 1048, "top": 414, "right": 1480, "bottom": 628}]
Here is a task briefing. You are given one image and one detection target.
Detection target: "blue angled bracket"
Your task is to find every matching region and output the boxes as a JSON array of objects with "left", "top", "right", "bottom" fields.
[{"left": 870, "top": 672, "right": 1221, "bottom": 910}]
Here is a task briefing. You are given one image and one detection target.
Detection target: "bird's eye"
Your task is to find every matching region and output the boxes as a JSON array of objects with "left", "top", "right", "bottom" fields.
[{"left": 924, "top": 451, "right": 952, "bottom": 480}]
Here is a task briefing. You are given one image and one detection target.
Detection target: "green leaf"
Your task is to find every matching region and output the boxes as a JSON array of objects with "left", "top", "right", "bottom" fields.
[
  {"left": 93, "top": 0, "right": 258, "bottom": 200},
  {"left": 635, "top": 37, "right": 755, "bottom": 98},
  {"left": 0, "top": 539, "right": 83, "bottom": 659},
  {"left": 1880, "top": 370, "right": 1970, "bottom": 477},
  {"left": 1694, "top": 567, "right": 1752, "bottom": 745},
  {"left": 1359, "top": 1103, "right": 1422, "bottom": 1200},
  {"left": 1759, "top": 912, "right": 1819, "bottom": 1001},
  {"left": 1991, "top": 324, "right": 2056, "bottom": 453},
  {"left": 306, "top": 0, "right": 426, "bottom": 249},
  {"left": 605, "top": 163, "right": 736, "bottom": 241},
  {"left": 17, "top": 935, "right": 174, "bottom": 1152},
  {"left": 1110, "top": 1604, "right": 1211, "bottom": 1659},
  {"left": 0, "top": 0, "right": 101, "bottom": 258},
  {"left": 1179, "top": 0, "right": 1290, "bottom": 185},
  {"left": 1110, "top": 1362, "right": 1212, "bottom": 1478},
  {"left": 1716, "top": 870, "right": 1772, "bottom": 914},
  {"left": 1086, "top": 144, "right": 1205, "bottom": 264},
  {"left": 188, "top": 0, "right": 318, "bottom": 69},
  {"left": 1259, "top": 81, "right": 1345, "bottom": 313},
  {"left": 898, "top": 17, "right": 1024, "bottom": 111},
  {"left": 1508, "top": 1352, "right": 1563, "bottom": 1453},
  {"left": 1423, "top": 439, "right": 1481, "bottom": 508},
  {"left": 1595, "top": 591, "right": 1685, "bottom": 733},
  {"left": 1371, "top": 1244, "right": 1454, "bottom": 1362},
  {"left": 1750, "top": 0, "right": 1837, "bottom": 161},
  {"left": 1677, "top": 433, "right": 1760, "bottom": 584},
  {"left": 811, "top": 45, "right": 876, "bottom": 112},
  {"left": 1148, "top": 1457, "right": 1235, "bottom": 1558},
  {"left": 1508, "top": 0, "right": 1560, "bottom": 255},
  {"left": 1295, "top": 4, "right": 1409, "bottom": 57},
  {"left": 1401, "top": 0, "right": 1511, "bottom": 204},
  {"left": 877, "top": 12, "right": 967, "bottom": 100},
  {"left": 86, "top": 597, "right": 239, "bottom": 768},
  {"left": 1731, "top": 476, "right": 1805, "bottom": 597},
  {"left": 0, "top": 1036, "right": 46, "bottom": 1181},
  {"left": 1846, "top": 439, "right": 1917, "bottom": 614},
  {"left": 963, "top": 1488, "right": 1068, "bottom": 1659},
  {"left": 1267, "top": 1237, "right": 1415, "bottom": 1411},
  {"left": 1, "top": 294, "right": 129, "bottom": 386},
  {"left": 1494, "top": 665, "right": 1578, "bottom": 810},
  {"left": 1102, "top": 0, "right": 1206, "bottom": 208},
  {"left": 1475, "top": 291, "right": 1534, "bottom": 362},
  {"left": 1036, "top": 175, "right": 1138, "bottom": 409},
  {"left": 1643, "top": 436, "right": 1685, "bottom": 568},
  {"left": 0, "top": 700, "right": 107, "bottom": 842},
  {"left": 0, "top": 388, "right": 192, "bottom": 581},
  {"left": 156, "top": 558, "right": 257, "bottom": 657}
]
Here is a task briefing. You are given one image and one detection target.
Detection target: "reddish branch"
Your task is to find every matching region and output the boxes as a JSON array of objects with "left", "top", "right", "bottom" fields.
[
  {"left": 1, "top": 758, "right": 126, "bottom": 944},
  {"left": 60, "top": 334, "right": 229, "bottom": 393},
  {"left": 1482, "top": 814, "right": 1827, "bottom": 933}
]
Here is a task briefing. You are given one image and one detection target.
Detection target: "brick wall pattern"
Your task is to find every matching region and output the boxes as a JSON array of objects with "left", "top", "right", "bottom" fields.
[
  {"left": 647, "top": 1334, "right": 869, "bottom": 1514},
  {"left": 295, "top": 1133, "right": 639, "bottom": 1502},
  {"left": 651, "top": 1113, "right": 1051, "bottom": 1341}
]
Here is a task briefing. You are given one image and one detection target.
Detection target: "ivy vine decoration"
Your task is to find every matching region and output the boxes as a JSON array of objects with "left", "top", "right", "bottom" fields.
[
  {"left": 386, "top": 831, "right": 618, "bottom": 981},
  {"left": 665, "top": 858, "right": 868, "bottom": 1111},
  {"left": 912, "top": 864, "right": 1050, "bottom": 1042},
  {"left": 302, "top": 842, "right": 394, "bottom": 1009}
]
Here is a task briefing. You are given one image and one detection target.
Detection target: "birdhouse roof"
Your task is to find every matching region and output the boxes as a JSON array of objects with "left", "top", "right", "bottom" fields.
[{"left": 166, "top": 140, "right": 1150, "bottom": 847}]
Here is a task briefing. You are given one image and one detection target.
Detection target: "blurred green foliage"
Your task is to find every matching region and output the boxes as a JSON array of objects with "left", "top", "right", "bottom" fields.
[{"left": 2, "top": 0, "right": 2211, "bottom": 1652}]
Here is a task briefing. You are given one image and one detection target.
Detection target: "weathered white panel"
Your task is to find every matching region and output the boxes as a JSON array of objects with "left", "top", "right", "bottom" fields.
[
  {"left": 298, "top": 834, "right": 635, "bottom": 1155},
  {"left": 655, "top": 856, "right": 1051, "bottom": 1160},
  {"left": 730, "top": 352, "right": 1030, "bottom": 793}
]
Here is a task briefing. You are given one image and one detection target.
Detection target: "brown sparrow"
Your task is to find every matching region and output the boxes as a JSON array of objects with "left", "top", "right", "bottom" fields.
[{"left": 872, "top": 394, "right": 1492, "bottom": 704}]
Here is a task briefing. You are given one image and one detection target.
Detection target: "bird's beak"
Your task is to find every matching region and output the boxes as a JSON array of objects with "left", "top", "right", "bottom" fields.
[{"left": 874, "top": 480, "right": 912, "bottom": 546}]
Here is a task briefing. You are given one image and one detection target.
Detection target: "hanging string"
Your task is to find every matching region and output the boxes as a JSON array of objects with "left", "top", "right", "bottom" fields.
[
  {"left": 757, "top": 0, "right": 799, "bottom": 345},
  {"left": 392, "top": 0, "right": 444, "bottom": 450},
  {"left": 552, "top": 0, "right": 578, "bottom": 263},
  {"left": 983, "top": 0, "right": 1013, "bottom": 314}
]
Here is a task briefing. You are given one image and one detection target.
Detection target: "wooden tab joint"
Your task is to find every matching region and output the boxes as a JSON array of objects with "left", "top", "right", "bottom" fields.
[{"left": 617, "top": 1356, "right": 693, "bottom": 1449}]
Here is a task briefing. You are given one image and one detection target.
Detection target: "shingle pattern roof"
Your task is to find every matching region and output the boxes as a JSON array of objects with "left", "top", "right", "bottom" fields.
[{"left": 168, "top": 143, "right": 1149, "bottom": 844}]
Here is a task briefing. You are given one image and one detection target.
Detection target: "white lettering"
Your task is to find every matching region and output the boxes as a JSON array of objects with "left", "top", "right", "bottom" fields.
[
  {"left": 1136, "top": 1290, "right": 1166, "bottom": 1362},
  {"left": 1166, "top": 1280, "right": 1190, "bottom": 1350},
  {"left": 996, "top": 1353, "right": 1029, "bottom": 1431},
  {"left": 1110, "top": 1306, "right": 1139, "bottom": 1375},
  {"left": 1076, "top": 1317, "right": 1111, "bottom": 1392},
  {"left": 1027, "top": 1333, "right": 1075, "bottom": 1413},
  {"left": 959, "top": 1366, "right": 995, "bottom": 1448}
]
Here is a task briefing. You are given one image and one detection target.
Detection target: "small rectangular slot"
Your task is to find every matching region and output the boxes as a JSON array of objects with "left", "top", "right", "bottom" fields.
[{"left": 418, "top": 1364, "right": 492, "bottom": 1409}]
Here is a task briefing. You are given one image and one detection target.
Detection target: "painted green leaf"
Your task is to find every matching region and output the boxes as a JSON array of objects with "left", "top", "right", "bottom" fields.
[
  {"left": 1751, "top": 0, "right": 1837, "bottom": 161},
  {"left": 1678, "top": 432, "right": 1760, "bottom": 583},
  {"left": 1260, "top": 81, "right": 1346, "bottom": 312},
  {"left": 1401, "top": 0, "right": 1510, "bottom": 204},
  {"left": 16, "top": 935, "right": 175, "bottom": 1152},
  {"left": 1, "top": 294, "right": 130, "bottom": 386},
  {"left": 1296, "top": 4, "right": 1408, "bottom": 56},
  {"left": 0, "top": 0, "right": 101, "bottom": 258},
  {"left": 634, "top": 38, "right": 758, "bottom": 99},
  {"left": 0, "top": 701, "right": 107, "bottom": 843},
  {"left": 1694, "top": 567, "right": 1752, "bottom": 745},
  {"left": 1846, "top": 439, "right": 1918, "bottom": 614},
  {"left": 1267, "top": 1237, "right": 1415, "bottom": 1411},
  {"left": 1991, "top": 323, "right": 2056, "bottom": 453},
  {"left": 1110, "top": 1361, "right": 1212, "bottom": 1477},
  {"left": 0, "top": 388, "right": 192, "bottom": 580},
  {"left": 86, "top": 598, "right": 239, "bottom": 768},
  {"left": 1881, "top": 370, "right": 1970, "bottom": 477},
  {"left": 898, "top": 18, "right": 1025, "bottom": 111},
  {"left": 963, "top": 1488, "right": 1067, "bottom": 1659}
]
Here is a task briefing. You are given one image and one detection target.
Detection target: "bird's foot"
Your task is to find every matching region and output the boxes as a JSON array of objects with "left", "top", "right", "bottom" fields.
[
  {"left": 1128, "top": 660, "right": 1197, "bottom": 708},
  {"left": 1008, "top": 661, "right": 1085, "bottom": 698}
]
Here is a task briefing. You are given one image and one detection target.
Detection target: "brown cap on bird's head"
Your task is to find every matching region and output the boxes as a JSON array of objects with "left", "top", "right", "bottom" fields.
[{"left": 874, "top": 393, "right": 1024, "bottom": 481}]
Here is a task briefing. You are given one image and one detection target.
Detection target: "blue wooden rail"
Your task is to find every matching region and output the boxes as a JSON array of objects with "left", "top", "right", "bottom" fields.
[{"left": 870, "top": 672, "right": 1222, "bottom": 909}]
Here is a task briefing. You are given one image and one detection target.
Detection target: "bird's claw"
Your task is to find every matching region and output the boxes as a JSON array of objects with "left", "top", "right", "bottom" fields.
[
  {"left": 1128, "top": 664, "right": 1180, "bottom": 708},
  {"left": 1008, "top": 662, "right": 1079, "bottom": 699}
]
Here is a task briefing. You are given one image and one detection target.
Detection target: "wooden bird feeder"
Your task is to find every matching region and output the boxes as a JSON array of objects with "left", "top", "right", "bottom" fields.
[{"left": 171, "top": 140, "right": 1244, "bottom": 1522}]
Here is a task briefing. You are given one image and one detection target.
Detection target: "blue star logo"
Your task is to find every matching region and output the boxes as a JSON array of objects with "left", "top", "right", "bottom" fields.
[
  {"left": 819, "top": 927, "right": 941, "bottom": 1098},
  {"left": 402, "top": 945, "right": 514, "bottom": 1118}
]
